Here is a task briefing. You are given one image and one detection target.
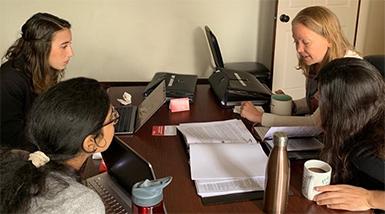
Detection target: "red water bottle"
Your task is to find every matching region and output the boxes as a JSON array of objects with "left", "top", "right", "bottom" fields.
[{"left": 132, "top": 176, "right": 172, "bottom": 214}]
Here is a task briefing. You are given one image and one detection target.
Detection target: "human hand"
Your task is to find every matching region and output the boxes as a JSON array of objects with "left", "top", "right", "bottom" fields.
[
  {"left": 275, "top": 89, "right": 285, "bottom": 94},
  {"left": 240, "top": 101, "right": 263, "bottom": 124},
  {"left": 314, "top": 184, "right": 373, "bottom": 211}
]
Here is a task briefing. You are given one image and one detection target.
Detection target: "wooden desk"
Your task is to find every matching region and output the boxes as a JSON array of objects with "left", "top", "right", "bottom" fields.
[{"left": 107, "top": 84, "right": 368, "bottom": 214}]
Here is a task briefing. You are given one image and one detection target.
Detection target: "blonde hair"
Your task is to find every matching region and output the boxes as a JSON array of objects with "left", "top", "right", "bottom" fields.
[{"left": 292, "top": 6, "right": 353, "bottom": 77}]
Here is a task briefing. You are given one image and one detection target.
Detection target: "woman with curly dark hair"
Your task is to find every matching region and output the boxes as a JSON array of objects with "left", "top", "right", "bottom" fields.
[
  {"left": 313, "top": 58, "right": 385, "bottom": 212},
  {"left": 0, "top": 12, "right": 73, "bottom": 150}
]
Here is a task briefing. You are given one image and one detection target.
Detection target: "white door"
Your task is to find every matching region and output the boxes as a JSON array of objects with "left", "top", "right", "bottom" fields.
[{"left": 272, "top": 0, "right": 359, "bottom": 99}]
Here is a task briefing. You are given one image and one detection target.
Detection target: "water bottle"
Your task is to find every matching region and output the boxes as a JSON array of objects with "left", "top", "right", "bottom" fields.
[
  {"left": 263, "top": 132, "right": 290, "bottom": 214},
  {"left": 132, "top": 176, "right": 172, "bottom": 214}
]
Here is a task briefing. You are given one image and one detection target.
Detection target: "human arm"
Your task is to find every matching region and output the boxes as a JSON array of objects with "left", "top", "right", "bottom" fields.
[
  {"left": 261, "top": 107, "right": 321, "bottom": 127},
  {"left": 314, "top": 184, "right": 385, "bottom": 211},
  {"left": 0, "top": 64, "right": 38, "bottom": 150},
  {"left": 292, "top": 97, "right": 310, "bottom": 115},
  {"left": 1, "top": 74, "right": 27, "bottom": 148},
  {"left": 273, "top": 89, "right": 309, "bottom": 115},
  {"left": 69, "top": 187, "right": 106, "bottom": 214},
  {"left": 240, "top": 102, "right": 321, "bottom": 127},
  {"left": 240, "top": 101, "right": 263, "bottom": 124}
]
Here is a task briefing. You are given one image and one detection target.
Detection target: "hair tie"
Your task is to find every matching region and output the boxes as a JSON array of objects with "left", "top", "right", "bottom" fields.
[{"left": 28, "top": 151, "right": 50, "bottom": 168}]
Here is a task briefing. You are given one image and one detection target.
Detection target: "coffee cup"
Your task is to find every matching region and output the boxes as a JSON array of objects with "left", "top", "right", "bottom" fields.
[
  {"left": 270, "top": 94, "right": 292, "bottom": 116},
  {"left": 302, "top": 159, "right": 332, "bottom": 200}
]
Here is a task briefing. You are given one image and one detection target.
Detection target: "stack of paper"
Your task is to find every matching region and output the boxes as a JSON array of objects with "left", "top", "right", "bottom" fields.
[
  {"left": 177, "top": 119, "right": 268, "bottom": 198},
  {"left": 195, "top": 177, "right": 265, "bottom": 198},
  {"left": 255, "top": 126, "right": 322, "bottom": 140},
  {"left": 254, "top": 126, "right": 323, "bottom": 152},
  {"left": 254, "top": 126, "right": 324, "bottom": 160}
]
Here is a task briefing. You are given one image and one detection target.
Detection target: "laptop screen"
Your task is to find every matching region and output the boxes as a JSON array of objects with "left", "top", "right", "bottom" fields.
[
  {"left": 101, "top": 137, "right": 156, "bottom": 194},
  {"left": 135, "top": 80, "right": 166, "bottom": 132}
]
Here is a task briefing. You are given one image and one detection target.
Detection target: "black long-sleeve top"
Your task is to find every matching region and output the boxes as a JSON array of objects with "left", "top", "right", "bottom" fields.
[{"left": 0, "top": 57, "right": 37, "bottom": 151}]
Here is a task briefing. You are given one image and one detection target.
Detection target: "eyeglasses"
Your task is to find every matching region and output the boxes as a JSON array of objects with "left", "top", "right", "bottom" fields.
[{"left": 103, "top": 106, "right": 120, "bottom": 127}]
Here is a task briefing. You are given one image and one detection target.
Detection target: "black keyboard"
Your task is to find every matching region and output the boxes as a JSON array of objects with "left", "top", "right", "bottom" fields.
[{"left": 85, "top": 175, "right": 130, "bottom": 214}]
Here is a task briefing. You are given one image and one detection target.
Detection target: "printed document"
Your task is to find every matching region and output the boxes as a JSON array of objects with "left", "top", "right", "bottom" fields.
[
  {"left": 195, "top": 176, "right": 265, "bottom": 197},
  {"left": 177, "top": 119, "right": 267, "bottom": 198},
  {"left": 265, "top": 138, "right": 323, "bottom": 151},
  {"left": 190, "top": 143, "right": 267, "bottom": 179},
  {"left": 255, "top": 126, "right": 323, "bottom": 152},
  {"left": 255, "top": 126, "right": 322, "bottom": 140},
  {"left": 177, "top": 119, "right": 257, "bottom": 144}
]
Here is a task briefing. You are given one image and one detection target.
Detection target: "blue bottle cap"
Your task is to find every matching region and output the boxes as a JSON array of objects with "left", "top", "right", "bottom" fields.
[{"left": 132, "top": 176, "right": 172, "bottom": 207}]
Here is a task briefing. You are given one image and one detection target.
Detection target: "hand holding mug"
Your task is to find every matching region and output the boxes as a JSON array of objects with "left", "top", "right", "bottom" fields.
[
  {"left": 274, "top": 89, "right": 285, "bottom": 94},
  {"left": 302, "top": 159, "right": 332, "bottom": 201},
  {"left": 314, "top": 184, "right": 374, "bottom": 211}
]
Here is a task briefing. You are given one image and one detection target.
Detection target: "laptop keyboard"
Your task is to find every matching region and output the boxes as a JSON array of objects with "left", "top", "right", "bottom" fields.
[
  {"left": 115, "top": 106, "right": 135, "bottom": 133},
  {"left": 86, "top": 177, "right": 129, "bottom": 214}
]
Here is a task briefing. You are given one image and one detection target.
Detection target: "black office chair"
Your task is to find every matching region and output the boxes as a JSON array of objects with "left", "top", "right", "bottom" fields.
[
  {"left": 204, "top": 26, "right": 271, "bottom": 86},
  {"left": 364, "top": 55, "right": 385, "bottom": 78}
]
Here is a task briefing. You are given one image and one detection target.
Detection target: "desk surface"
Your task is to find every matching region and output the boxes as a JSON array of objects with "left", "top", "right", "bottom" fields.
[{"left": 107, "top": 84, "right": 368, "bottom": 214}]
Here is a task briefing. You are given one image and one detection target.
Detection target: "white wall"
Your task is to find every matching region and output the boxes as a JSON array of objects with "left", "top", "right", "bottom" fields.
[
  {"left": 0, "top": 0, "right": 276, "bottom": 81},
  {"left": 355, "top": 0, "right": 385, "bottom": 55},
  {"left": 2, "top": 0, "right": 382, "bottom": 82}
]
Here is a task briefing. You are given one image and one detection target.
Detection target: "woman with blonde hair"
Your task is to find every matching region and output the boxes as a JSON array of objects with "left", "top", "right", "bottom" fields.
[{"left": 240, "top": 6, "right": 360, "bottom": 127}]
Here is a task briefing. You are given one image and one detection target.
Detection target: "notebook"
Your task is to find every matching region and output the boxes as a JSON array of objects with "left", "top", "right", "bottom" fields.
[
  {"left": 113, "top": 80, "right": 166, "bottom": 134},
  {"left": 84, "top": 136, "right": 156, "bottom": 213},
  {"left": 143, "top": 72, "right": 198, "bottom": 102}
]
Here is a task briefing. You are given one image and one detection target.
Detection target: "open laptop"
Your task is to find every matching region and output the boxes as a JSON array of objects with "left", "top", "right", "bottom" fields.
[
  {"left": 113, "top": 80, "right": 166, "bottom": 134},
  {"left": 84, "top": 136, "right": 156, "bottom": 213}
]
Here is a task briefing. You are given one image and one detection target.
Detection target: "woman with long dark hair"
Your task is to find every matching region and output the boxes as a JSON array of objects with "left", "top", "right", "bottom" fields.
[
  {"left": 0, "top": 77, "right": 117, "bottom": 213},
  {"left": 314, "top": 58, "right": 385, "bottom": 211},
  {"left": 0, "top": 12, "right": 73, "bottom": 150}
]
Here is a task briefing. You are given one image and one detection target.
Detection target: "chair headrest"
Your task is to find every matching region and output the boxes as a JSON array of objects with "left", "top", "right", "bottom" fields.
[{"left": 364, "top": 55, "right": 385, "bottom": 77}]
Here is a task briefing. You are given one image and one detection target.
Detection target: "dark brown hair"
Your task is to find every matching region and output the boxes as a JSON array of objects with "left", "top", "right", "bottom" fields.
[
  {"left": 0, "top": 77, "right": 110, "bottom": 213},
  {"left": 3, "top": 12, "right": 71, "bottom": 94},
  {"left": 318, "top": 58, "right": 385, "bottom": 183}
]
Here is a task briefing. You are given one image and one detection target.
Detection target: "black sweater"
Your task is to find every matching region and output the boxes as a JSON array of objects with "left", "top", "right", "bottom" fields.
[{"left": 0, "top": 57, "right": 37, "bottom": 151}]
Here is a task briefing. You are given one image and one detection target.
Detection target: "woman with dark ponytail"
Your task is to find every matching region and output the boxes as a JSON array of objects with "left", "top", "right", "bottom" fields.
[
  {"left": 0, "top": 12, "right": 73, "bottom": 150},
  {"left": 0, "top": 77, "right": 118, "bottom": 213},
  {"left": 313, "top": 58, "right": 385, "bottom": 212}
]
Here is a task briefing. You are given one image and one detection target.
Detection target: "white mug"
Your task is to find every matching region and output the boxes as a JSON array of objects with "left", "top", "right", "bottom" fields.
[
  {"left": 270, "top": 94, "right": 292, "bottom": 116},
  {"left": 302, "top": 159, "right": 332, "bottom": 201}
]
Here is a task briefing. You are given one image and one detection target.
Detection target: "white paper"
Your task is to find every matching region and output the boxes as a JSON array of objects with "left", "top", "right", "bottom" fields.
[
  {"left": 195, "top": 176, "right": 265, "bottom": 197},
  {"left": 254, "top": 126, "right": 322, "bottom": 140},
  {"left": 163, "top": 125, "right": 177, "bottom": 135},
  {"left": 190, "top": 143, "right": 267, "bottom": 180},
  {"left": 117, "top": 92, "right": 132, "bottom": 105},
  {"left": 92, "top": 152, "right": 102, "bottom": 159},
  {"left": 177, "top": 119, "right": 257, "bottom": 144},
  {"left": 265, "top": 138, "right": 324, "bottom": 151},
  {"left": 177, "top": 119, "right": 268, "bottom": 198}
]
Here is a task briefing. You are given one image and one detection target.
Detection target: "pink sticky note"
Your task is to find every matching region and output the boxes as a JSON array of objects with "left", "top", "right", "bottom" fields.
[{"left": 169, "top": 98, "right": 190, "bottom": 112}]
